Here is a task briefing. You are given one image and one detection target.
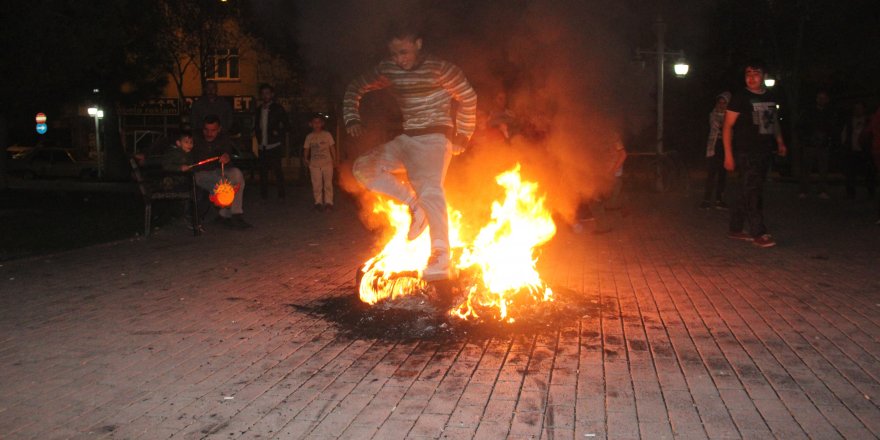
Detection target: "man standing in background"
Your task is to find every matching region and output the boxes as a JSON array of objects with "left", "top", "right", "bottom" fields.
[
  {"left": 191, "top": 82, "right": 234, "bottom": 139},
  {"left": 254, "top": 84, "right": 288, "bottom": 200},
  {"left": 798, "top": 90, "right": 835, "bottom": 199}
]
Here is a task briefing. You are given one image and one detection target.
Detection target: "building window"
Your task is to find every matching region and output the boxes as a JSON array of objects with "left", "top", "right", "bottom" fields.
[{"left": 205, "top": 48, "right": 239, "bottom": 81}]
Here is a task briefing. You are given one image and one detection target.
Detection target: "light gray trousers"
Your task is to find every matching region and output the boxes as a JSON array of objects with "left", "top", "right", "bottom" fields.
[{"left": 353, "top": 133, "right": 452, "bottom": 250}]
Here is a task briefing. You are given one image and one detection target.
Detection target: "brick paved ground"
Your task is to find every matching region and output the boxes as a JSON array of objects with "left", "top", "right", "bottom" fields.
[{"left": 1, "top": 180, "right": 879, "bottom": 439}]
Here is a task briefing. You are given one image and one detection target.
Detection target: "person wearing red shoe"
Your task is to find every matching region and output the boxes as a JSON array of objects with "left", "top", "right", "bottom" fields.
[{"left": 722, "top": 60, "right": 787, "bottom": 248}]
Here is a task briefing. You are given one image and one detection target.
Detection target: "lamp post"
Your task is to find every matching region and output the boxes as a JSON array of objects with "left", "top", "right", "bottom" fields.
[
  {"left": 636, "top": 16, "right": 689, "bottom": 191},
  {"left": 88, "top": 107, "right": 103, "bottom": 178},
  {"left": 637, "top": 16, "right": 689, "bottom": 156}
]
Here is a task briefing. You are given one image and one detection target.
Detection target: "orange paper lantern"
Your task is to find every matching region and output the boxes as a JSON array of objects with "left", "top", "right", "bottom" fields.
[{"left": 210, "top": 178, "right": 239, "bottom": 208}]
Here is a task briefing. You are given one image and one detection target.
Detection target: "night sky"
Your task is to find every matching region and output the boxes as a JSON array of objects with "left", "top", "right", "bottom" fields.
[{"left": 1, "top": 0, "right": 878, "bottom": 183}]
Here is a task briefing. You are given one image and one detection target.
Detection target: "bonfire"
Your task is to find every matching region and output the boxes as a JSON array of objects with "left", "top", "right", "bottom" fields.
[{"left": 358, "top": 164, "right": 556, "bottom": 323}]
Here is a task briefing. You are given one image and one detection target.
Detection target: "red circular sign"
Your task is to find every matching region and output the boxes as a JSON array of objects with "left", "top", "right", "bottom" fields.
[{"left": 35, "top": 113, "right": 47, "bottom": 124}]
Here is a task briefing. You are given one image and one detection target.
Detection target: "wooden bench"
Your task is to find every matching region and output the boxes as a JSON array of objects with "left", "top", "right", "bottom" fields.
[{"left": 129, "top": 158, "right": 202, "bottom": 237}]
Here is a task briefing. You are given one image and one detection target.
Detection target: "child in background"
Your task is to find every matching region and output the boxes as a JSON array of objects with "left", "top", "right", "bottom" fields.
[
  {"left": 589, "top": 136, "right": 628, "bottom": 234},
  {"left": 701, "top": 92, "right": 730, "bottom": 209},
  {"left": 303, "top": 114, "right": 336, "bottom": 211}
]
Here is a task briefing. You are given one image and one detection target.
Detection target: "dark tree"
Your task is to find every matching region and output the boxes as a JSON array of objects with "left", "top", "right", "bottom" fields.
[
  {"left": 0, "top": 0, "right": 171, "bottom": 179},
  {"left": 156, "top": 0, "right": 251, "bottom": 100},
  {"left": 0, "top": 0, "right": 169, "bottom": 111}
]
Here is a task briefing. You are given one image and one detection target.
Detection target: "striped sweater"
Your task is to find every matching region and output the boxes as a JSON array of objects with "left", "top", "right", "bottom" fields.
[{"left": 343, "top": 54, "right": 478, "bottom": 141}]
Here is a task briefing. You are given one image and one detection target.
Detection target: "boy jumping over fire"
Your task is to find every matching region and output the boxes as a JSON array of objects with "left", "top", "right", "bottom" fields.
[{"left": 343, "top": 22, "right": 477, "bottom": 281}]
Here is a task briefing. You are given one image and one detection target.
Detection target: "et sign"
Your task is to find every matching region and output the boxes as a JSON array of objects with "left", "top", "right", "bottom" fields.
[{"left": 36, "top": 123, "right": 48, "bottom": 134}]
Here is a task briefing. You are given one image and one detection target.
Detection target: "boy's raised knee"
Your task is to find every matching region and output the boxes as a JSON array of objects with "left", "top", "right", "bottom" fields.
[{"left": 352, "top": 157, "right": 371, "bottom": 187}]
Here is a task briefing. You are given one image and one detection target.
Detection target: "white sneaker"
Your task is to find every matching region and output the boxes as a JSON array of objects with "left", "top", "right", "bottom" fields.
[
  {"left": 422, "top": 248, "right": 451, "bottom": 282},
  {"left": 407, "top": 205, "right": 428, "bottom": 240}
]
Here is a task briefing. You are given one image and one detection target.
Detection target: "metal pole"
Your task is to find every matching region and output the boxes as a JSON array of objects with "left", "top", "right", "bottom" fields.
[
  {"left": 655, "top": 16, "right": 666, "bottom": 156},
  {"left": 94, "top": 116, "right": 103, "bottom": 179}
]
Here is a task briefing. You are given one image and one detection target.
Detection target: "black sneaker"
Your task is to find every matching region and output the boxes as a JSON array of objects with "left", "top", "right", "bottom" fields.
[
  {"left": 699, "top": 200, "right": 712, "bottom": 209},
  {"left": 314, "top": 203, "right": 324, "bottom": 212},
  {"left": 214, "top": 216, "right": 232, "bottom": 227},
  {"left": 714, "top": 200, "right": 728, "bottom": 210},
  {"left": 228, "top": 214, "right": 252, "bottom": 230},
  {"left": 323, "top": 204, "right": 334, "bottom": 211}
]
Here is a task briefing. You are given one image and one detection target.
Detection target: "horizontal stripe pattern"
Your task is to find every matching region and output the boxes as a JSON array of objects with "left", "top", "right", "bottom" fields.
[{"left": 343, "top": 55, "right": 478, "bottom": 139}]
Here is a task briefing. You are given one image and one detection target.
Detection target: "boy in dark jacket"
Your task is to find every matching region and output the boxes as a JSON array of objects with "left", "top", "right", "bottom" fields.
[
  {"left": 161, "top": 130, "right": 205, "bottom": 231},
  {"left": 162, "top": 130, "right": 194, "bottom": 172}
]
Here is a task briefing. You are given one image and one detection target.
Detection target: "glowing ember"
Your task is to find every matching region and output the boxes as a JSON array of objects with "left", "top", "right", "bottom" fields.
[
  {"left": 358, "top": 164, "right": 555, "bottom": 322},
  {"left": 210, "top": 179, "right": 238, "bottom": 208}
]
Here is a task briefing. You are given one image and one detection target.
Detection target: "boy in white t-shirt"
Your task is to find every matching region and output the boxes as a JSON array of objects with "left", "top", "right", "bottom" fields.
[{"left": 303, "top": 115, "right": 336, "bottom": 211}]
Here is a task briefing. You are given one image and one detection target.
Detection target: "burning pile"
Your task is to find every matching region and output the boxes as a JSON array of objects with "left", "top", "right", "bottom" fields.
[{"left": 358, "top": 164, "right": 556, "bottom": 323}]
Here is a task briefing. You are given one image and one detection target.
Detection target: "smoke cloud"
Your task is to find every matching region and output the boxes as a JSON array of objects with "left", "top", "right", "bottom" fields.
[{"left": 288, "top": 0, "right": 654, "bottom": 231}]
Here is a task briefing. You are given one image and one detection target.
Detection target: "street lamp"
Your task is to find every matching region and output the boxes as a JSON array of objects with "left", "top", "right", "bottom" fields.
[
  {"left": 88, "top": 107, "right": 103, "bottom": 178},
  {"left": 636, "top": 16, "right": 689, "bottom": 191},
  {"left": 673, "top": 58, "right": 690, "bottom": 77},
  {"left": 637, "top": 16, "right": 689, "bottom": 157}
]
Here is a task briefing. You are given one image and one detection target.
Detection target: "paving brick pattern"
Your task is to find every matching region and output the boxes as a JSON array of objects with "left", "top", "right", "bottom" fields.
[{"left": 1, "top": 182, "right": 879, "bottom": 439}]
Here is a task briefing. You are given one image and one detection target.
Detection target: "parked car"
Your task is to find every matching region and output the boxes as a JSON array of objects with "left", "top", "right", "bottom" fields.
[
  {"left": 8, "top": 147, "right": 99, "bottom": 180},
  {"left": 6, "top": 145, "right": 32, "bottom": 161}
]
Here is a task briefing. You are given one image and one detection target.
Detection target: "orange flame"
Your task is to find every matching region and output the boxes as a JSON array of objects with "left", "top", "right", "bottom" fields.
[
  {"left": 452, "top": 164, "right": 555, "bottom": 321},
  {"left": 358, "top": 164, "right": 555, "bottom": 322}
]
